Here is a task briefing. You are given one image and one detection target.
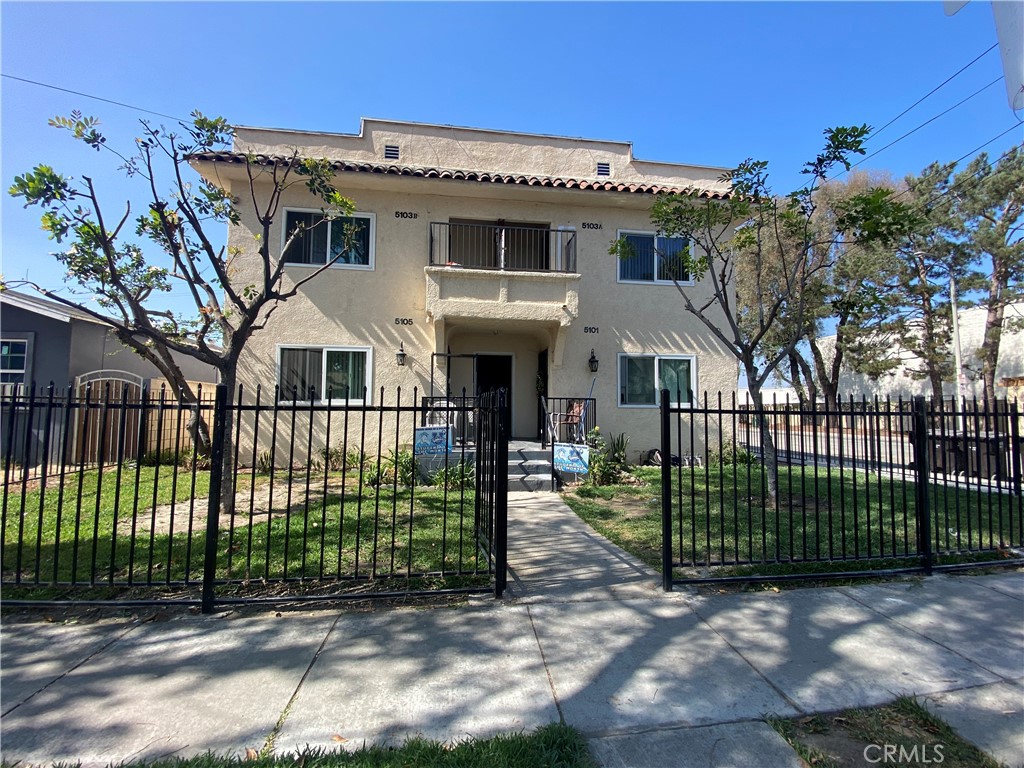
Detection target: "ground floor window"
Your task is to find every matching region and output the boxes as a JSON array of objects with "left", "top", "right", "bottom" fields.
[
  {"left": 1, "top": 339, "right": 29, "bottom": 385},
  {"left": 618, "top": 354, "right": 695, "bottom": 406},
  {"left": 277, "top": 346, "right": 371, "bottom": 402}
]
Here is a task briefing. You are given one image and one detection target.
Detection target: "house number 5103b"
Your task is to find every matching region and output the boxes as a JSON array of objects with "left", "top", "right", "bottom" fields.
[{"left": 395, "top": 318, "right": 414, "bottom": 325}]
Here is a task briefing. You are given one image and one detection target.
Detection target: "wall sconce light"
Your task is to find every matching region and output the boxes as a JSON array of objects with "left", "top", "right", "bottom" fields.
[
  {"left": 396, "top": 343, "right": 407, "bottom": 367},
  {"left": 588, "top": 349, "right": 599, "bottom": 373}
]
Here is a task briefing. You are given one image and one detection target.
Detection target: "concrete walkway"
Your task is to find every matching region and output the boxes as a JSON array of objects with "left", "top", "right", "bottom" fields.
[{"left": 2, "top": 491, "right": 1022, "bottom": 767}]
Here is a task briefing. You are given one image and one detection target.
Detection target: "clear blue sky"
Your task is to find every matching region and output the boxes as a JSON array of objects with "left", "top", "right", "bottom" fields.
[{"left": 2, "top": 1, "right": 1021, "bottom": 311}]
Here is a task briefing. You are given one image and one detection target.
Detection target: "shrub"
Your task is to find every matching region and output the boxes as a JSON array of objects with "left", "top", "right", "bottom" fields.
[
  {"left": 708, "top": 440, "right": 759, "bottom": 466},
  {"left": 139, "top": 449, "right": 180, "bottom": 467},
  {"left": 255, "top": 450, "right": 275, "bottom": 475},
  {"left": 430, "top": 461, "right": 475, "bottom": 491},
  {"left": 320, "top": 445, "right": 345, "bottom": 471},
  {"left": 347, "top": 447, "right": 369, "bottom": 470},
  {"left": 182, "top": 451, "right": 211, "bottom": 471},
  {"left": 585, "top": 427, "right": 631, "bottom": 486},
  {"left": 364, "top": 449, "right": 415, "bottom": 488}
]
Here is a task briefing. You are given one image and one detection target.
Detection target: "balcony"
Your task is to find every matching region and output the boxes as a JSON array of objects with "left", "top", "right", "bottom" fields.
[
  {"left": 425, "top": 222, "right": 580, "bottom": 367},
  {"left": 429, "top": 222, "right": 577, "bottom": 273}
]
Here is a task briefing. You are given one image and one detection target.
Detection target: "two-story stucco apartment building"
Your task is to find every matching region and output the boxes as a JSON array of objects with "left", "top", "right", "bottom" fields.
[{"left": 191, "top": 118, "right": 736, "bottom": 454}]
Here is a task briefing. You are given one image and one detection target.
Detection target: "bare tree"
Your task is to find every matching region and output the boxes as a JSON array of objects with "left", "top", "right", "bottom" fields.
[
  {"left": 612, "top": 127, "right": 916, "bottom": 506},
  {"left": 8, "top": 111, "right": 358, "bottom": 506}
]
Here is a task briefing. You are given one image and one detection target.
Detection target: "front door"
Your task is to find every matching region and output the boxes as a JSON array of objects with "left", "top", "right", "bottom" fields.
[{"left": 476, "top": 354, "right": 512, "bottom": 435}]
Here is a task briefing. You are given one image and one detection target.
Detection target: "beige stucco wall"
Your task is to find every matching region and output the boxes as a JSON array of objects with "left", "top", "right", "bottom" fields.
[
  {"left": 233, "top": 119, "right": 730, "bottom": 193},
  {"left": 207, "top": 120, "right": 738, "bottom": 463}
]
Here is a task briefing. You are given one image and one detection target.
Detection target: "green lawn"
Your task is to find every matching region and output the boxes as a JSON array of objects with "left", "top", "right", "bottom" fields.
[
  {"left": 564, "top": 465, "right": 1021, "bottom": 579},
  {"left": 2, "top": 466, "right": 485, "bottom": 587},
  {"left": 1, "top": 723, "right": 596, "bottom": 768}
]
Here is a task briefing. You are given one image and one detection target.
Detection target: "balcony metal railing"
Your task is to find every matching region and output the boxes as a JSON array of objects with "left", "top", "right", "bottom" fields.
[{"left": 429, "top": 222, "right": 577, "bottom": 273}]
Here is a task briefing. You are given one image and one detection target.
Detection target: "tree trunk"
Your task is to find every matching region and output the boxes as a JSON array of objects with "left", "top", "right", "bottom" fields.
[
  {"left": 787, "top": 351, "right": 807, "bottom": 402},
  {"left": 218, "top": 370, "right": 237, "bottom": 518},
  {"left": 809, "top": 339, "right": 839, "bottom": 425},
  {"left": 746, "top": 374, "right": 779, "bottom": 510},
  {"left": 928, "top": 370, "right": 945, "bottom": 406},
  {"left": 794, "top": 350, "right": 818, "bottom": 406},
  {"left": 979, "top": 300, "right": 1004, "bottom": 411}
]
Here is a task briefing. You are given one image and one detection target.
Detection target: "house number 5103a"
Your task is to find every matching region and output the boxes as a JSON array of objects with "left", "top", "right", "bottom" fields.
[{"left": 395, "top": 318, "right": 414, "bottom": 325}]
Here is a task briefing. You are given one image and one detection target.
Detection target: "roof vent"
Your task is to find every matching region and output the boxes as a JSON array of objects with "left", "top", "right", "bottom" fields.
[
  {"left": 384, "top": 145, "right": 400, "bottom": 160},
  {"left": 596, "top": 162, "right": 611, "bottom": 177}
]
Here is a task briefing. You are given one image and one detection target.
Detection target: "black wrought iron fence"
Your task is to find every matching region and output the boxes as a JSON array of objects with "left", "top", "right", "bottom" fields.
[
  {"left": 659, "top": 391, "right": 1024, "bottom": 586},
  {"left": 475, "top": 389, "right": 508, "bottom": 597},
  {"left": 2, "top": 384, "right": 507, "bottom": 609}
]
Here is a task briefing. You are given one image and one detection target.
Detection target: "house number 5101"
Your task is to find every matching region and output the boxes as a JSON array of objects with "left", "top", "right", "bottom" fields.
[{"left": 584, "top": 326, "right": 599, "bottom": 333}]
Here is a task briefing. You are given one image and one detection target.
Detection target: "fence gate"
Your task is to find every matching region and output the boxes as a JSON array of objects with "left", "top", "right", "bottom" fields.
[
  {"left": 475, "top": 389, "right": 509, "bottom": 597},
  {"left": 74, "top": 372, "right": 144, "bottom": 466}
]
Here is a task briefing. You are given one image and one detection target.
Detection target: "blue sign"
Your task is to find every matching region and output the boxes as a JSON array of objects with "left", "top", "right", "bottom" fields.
[
  {"left": 414, "top": 426, "right": 453, "bottom": 455},
  {"left": 553, "top": 443, "right": 589, "bottom": 474}
]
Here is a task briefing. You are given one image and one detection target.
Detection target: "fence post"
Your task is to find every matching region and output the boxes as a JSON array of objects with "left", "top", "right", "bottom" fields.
[
  {"left": 493, "top": 390, "right": 509, "bottom": 598},
  {"left": 201, "top": 384, "right": 229, "bottom": 614},
  {"left": 660, "top": 389, "right": 673, "bottom": 592},
  {"left": 1011, "top": 400, "right": 1022, "bottom": 499},
  {"left": 911, "top": 396, "right": 933, "bottom": 575}
]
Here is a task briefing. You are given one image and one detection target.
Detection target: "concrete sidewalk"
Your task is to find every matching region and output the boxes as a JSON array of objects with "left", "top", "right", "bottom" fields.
[{"left": 2, "top": 491, "right": 1022, "bottom": 767}]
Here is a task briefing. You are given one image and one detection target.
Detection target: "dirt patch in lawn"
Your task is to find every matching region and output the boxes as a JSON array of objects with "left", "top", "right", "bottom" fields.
[
  {"left": 770, "top": 700, "right": 1003, "bottom": 768},
  {"left": 117, "top": 474, "right": 359, "bottom": 538}
]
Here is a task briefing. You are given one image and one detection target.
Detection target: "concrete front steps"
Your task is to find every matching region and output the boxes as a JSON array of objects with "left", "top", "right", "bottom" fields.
[{"left": 508, "top": 440, "right": 555, "bottom": 492}]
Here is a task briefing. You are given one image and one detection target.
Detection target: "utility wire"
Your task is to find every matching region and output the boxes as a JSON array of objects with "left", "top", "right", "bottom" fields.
[
  {"left": 827, "top": 43, "right": 1002, "bottom": 181},
  {"left": 1, "top": 73, "right": 187, "bottom": 122},
  {"left": 823, "top": 124, "right": 1023, "bottom": 270},
  {"left": 896, "top": 121, "right": 1023, "bottom": 208},
  {"left": 849, "top": 77, "right": 1004, "bottom": 172},
  {"left": 868, "top": 43, "right": 999, "bottom": 142}
]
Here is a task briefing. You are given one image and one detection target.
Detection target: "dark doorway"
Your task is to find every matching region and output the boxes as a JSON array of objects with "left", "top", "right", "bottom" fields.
[
  {"left": 536, "top": 349, "right": 548, "bottom": 439},
  {"left": 476, "top": 354, "right": 512, "bottom": 434}
]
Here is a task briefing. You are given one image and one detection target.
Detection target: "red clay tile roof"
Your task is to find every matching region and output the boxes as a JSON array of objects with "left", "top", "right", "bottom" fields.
[{"left": 190, "top": 151, "right": 731, "bottom": 199}]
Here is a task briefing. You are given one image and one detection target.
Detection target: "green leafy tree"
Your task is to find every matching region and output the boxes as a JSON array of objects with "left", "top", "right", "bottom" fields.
[
  {"left": 611, "top": 126, "right": 917, "bottom": 507},
  {"left": 870, "top": 151, "right": 1020, "bottom": 407},
  {"left": 762, "top": 172, "right": 909, "bottom": 411},
  {"left": 881, "top": 162, "right": 966, "bottom": 404},
  {"left": 8, "top": 111, "right": 356, "bottom": 506},
  {"left": 945, "top": 147, "right": 1024, "bottom": 406}
]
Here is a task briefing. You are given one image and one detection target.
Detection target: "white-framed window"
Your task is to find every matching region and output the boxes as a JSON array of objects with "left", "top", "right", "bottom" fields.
[
  {"left": 0, "top": 339, "right": 29, "bottom": 385},
  {"left": 616, "top": 230, "right": 691, "bottom": 284},
  {"left": 277, "top": 345, "right": 372, "bottom": 403},
  {"left": 618, "top": 354, "right": 696, "bottom": 407},
  {"left": 282, "top": 209, "right": 375, "bottom": 269}
]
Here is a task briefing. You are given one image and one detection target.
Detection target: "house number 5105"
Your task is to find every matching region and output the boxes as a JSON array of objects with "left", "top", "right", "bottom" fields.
[{"left": 395, "top": 318, "right": 414, "bottom": 325}]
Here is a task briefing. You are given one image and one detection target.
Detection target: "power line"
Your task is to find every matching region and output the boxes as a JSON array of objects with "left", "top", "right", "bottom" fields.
[
  {"left": 868, "top": 43, "right": 999, "bottom": 142},
  {"left": 822, "top": 124, "right": 1023, "bottom": 271},
  {"left": 849, "top": 77, "right": 1004, "bottom": 173},
  {"left": 898, "top": 121, "right": 1023, "bottom": 208},
  {"left": 1, "top": 73, "right": 187, "bottom": 122}
]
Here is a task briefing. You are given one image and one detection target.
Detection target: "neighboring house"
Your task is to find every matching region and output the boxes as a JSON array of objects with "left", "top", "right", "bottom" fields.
[
  {"left": 191, "top": 118, "right": 736, "bottom": 452},
  {"left": 822, "top": 302, "right": 1024, "bottom": 401},
  {"left": 0, "top": 289, "right": 218, "bottom": 394}
]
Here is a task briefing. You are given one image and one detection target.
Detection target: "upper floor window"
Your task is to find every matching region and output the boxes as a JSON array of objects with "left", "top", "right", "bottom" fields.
[
  {"left": 617, "top": 231, "right": 690, "bottom": 284},
  {"left": 277, "top": 345, "right": 372, "bottom": 403},
  {"left": 618, "top": 354, "right": 695, "bottom": 407},
  {"left": 1, "top": 339, "right": 28, "bottom": 385},
  {"left": 283, "top": 210, "right": 375, "bottom": 269}
]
